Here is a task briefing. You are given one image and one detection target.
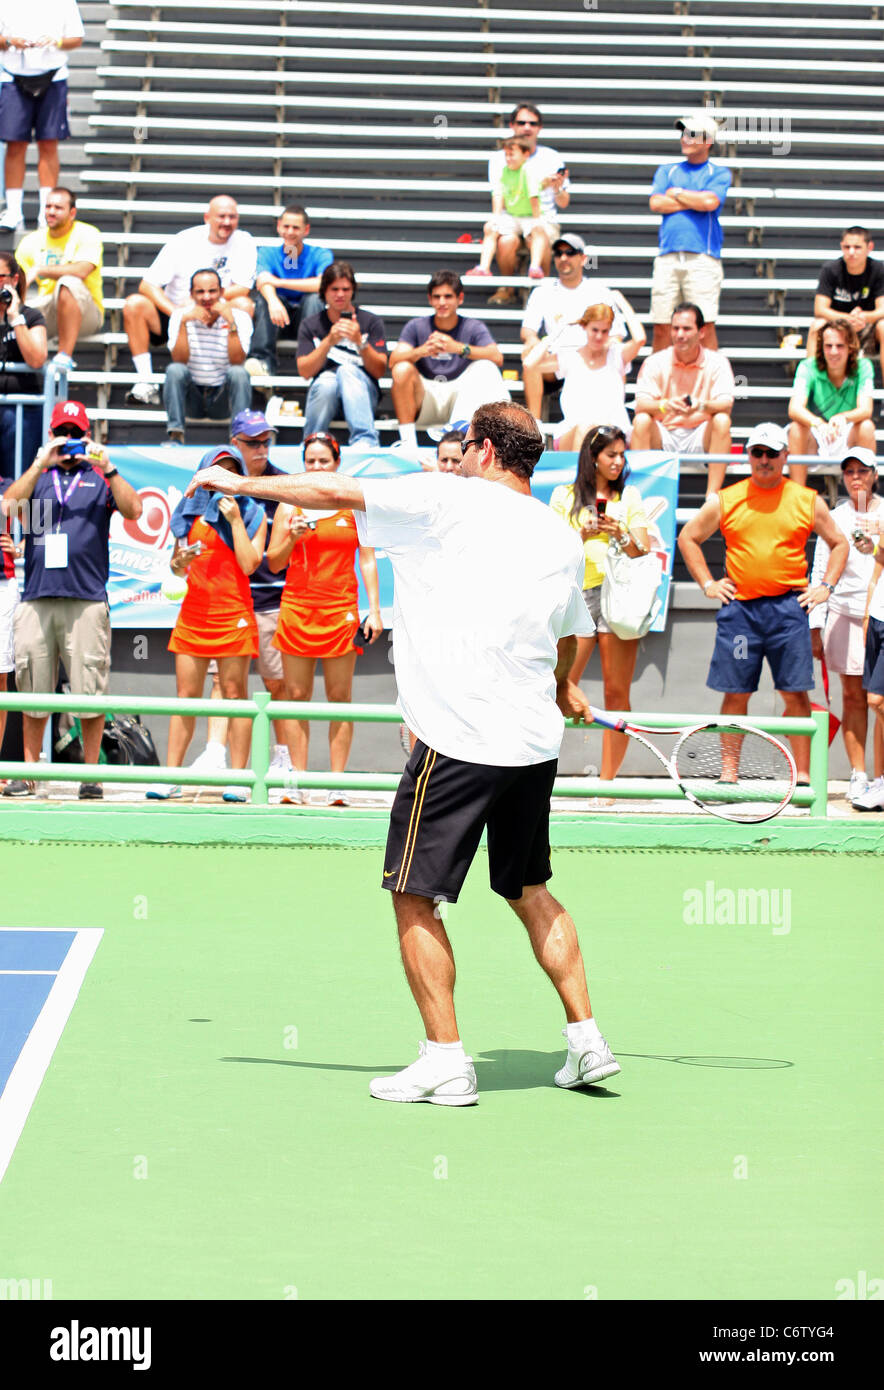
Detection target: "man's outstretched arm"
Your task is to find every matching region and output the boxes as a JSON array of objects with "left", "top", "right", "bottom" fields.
[{"left": 187, "top": 465, "right": 366, "bottom": 512}]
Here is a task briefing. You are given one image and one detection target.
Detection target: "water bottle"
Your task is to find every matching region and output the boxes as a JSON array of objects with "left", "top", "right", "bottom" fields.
[{"left": 35, "top": 752, "right": 49, "bottom": 800}]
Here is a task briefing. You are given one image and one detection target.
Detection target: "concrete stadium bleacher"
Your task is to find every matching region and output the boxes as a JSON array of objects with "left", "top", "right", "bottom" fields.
[{"left": 3, "top": 0, "right": 882, "bottom": 463}]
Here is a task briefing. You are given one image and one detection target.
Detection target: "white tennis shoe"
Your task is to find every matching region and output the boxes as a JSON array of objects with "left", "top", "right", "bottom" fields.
[
  {"left": 267, "top": 744, "right": 293, "bottom": 805},
  {"left": 554, "top": 1029, "right": 621, "bottom": 1089},
  {"left": 370, "top": 1041, "right": 478, "bottom": 1105}
]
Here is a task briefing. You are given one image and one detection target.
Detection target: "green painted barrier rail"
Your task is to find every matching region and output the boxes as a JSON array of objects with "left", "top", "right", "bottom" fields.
[{"left": 0, "top": 692, "right": 829, "bottom": 816}]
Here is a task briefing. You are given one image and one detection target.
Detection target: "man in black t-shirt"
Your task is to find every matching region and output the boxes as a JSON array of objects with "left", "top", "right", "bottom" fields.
[
  {"left": 0, "top": 252, "right": 48, "bottom": 477},
  {"left": 295, "top": 261, "right": 387, "bottom": 446},
  {"left": 811, "top": 226, "right": 884, "bottom": 369}
]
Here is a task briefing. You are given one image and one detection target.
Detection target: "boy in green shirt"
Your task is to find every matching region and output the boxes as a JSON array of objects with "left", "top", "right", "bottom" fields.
[{"left": 467, "top": 138, "right": 548, "bottom": 282}]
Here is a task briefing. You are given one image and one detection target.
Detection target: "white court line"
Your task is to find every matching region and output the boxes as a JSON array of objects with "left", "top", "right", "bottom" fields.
[{"left": 0, "top": 929, "right": 104, "bottom": 1185}]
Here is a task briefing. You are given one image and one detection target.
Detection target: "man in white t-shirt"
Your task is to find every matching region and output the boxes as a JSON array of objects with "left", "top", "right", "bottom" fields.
[
  {"left": 188, "top": 402, "right": 621, "bottom": 1108},
  {"left": 122, "top": 194, "right": 257, "bottom": 406},
  {"left": 521, "top": 232, "right": 644, "bottom": 419},
  {"left": 485, "top": 103, "right": 571, "bottom": 306}
]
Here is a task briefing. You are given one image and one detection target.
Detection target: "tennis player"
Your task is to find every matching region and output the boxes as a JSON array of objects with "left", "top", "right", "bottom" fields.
[{"left": 187, "top": 401, "right": 620, "bottom": 1106}]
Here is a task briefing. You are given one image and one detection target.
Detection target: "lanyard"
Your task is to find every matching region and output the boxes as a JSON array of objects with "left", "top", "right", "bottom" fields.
[{"left": 50, "top": 468, "right": 84, "bottom": 532}]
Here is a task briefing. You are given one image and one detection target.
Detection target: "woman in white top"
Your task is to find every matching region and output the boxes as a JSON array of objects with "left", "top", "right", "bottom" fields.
[
  {"left": 809, "top": 447, "right": 882, "bottom": 803},
  {"left": 555, "top": 302, "right": 645, "bottom": 453}
]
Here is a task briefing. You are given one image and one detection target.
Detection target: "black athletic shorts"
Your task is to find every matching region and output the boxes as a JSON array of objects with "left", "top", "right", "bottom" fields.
[
  {"left": 149, "top": 308, "right": 171, "bottom": 348},
  {"left": 382, "top": 739, "right": 558, "bottom": 903}
]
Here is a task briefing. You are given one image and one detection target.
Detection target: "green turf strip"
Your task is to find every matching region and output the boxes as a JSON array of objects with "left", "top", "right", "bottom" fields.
[{"left": 0, "top": 843, "right": 880, "bottom": 1301}]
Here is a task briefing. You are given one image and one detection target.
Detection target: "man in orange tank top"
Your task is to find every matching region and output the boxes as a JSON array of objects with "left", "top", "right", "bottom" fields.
[{"left": 678, "top": 423, "right": 849, "bottom": 780}]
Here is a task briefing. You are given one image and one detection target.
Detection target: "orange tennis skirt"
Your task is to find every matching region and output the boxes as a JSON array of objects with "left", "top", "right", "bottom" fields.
[
  {"left": 273, "top": 600, "right": 363, "bottom": 660},
  {"left": 168, "top": 519, "right": 259, "bottom": 658}
]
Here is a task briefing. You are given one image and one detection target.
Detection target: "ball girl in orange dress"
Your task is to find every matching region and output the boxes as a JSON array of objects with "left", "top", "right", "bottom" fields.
[
  {"left": 266, "top": 432, "right": 382, "bottom": 804},
  {"left": 147, "top": 445, "right": 267, "bottom": 801}
]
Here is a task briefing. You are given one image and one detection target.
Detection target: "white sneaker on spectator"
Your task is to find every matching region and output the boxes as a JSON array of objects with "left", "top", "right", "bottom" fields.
[
  {"left": 554, "top": 1027, "right": 621, "bottom": 1089},
  {"left": 126, "top": 381, "right": 161, "bottom": 406},
  {"left": 0, "top": 212, "right": 24, "bottom": 233},
  {"left": 851, "top": 775, "right": 884, "bottom": 811},
  {"left": 244, "top": 357, "right": 270, "bottom": 379},
  {"left": 847, "top": 769, "right": 870, "bottom": 803},
  {"left": 369, "top": 1041, "right": 478, "bottom": 1105},
  {"left": 222, "top": 785, "right": 249, "bottom": 803},
  {"left": 51, "top": 351, "right": 76, "bottom": 371},
  {"left": 145, "top": 783, "right": 182, "bottom": 800},
  {"left": 268, "top": 744, "right": 293, "bottom": 804},
  {"left": 326, "top": 789, "right": 350, "bottom": 807}
]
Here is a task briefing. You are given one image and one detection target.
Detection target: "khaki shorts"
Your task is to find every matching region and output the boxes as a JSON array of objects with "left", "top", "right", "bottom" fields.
[
  {"left": 490, "top": 212, "right": 559, "bottom": 243},
  {"left": 29, "top": 278, "right": 104, "bottom": 342},
  {"left": 656, "top": 421, "right": 709, "bottom": 454},
  {"left": 650, "top": 252, "right": 723, "bottom": 324},
  {"left": 14, "top": 597, "right": 111, "bottom": 716}
]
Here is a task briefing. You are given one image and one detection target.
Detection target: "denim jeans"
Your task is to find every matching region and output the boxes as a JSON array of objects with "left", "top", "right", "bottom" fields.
[
  {"left": 163, "top": 363, "right": 253, "bottom": 436},
  {"left": 303, "top": 363, "right": 380, "bottom": 446},
  {"left": 0, "top": 403, "right": 43, "bottom": 477},
  {"left": 249, "top": 290, "right": 321, "bottom": 375}
]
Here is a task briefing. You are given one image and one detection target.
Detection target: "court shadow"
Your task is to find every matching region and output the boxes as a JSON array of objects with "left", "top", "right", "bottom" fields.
[{"left": 619, "top": 1053, "right": 794, "bottom": 1069}]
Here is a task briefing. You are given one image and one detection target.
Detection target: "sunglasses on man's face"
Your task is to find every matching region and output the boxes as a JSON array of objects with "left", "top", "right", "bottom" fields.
[
  {"left": 554, "top": 248, "right": 579, "bottom": 257},
  {"left": 514, "top": 119, "right": 540, "bottom": 127},
  {"left": 749, "top": 447, "right": 781, "bottom": 460}
]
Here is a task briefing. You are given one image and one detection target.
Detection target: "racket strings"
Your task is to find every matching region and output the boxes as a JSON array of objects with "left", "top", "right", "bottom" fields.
[{"left": 675, "top": 728, "right": 795, "bottom": 809}]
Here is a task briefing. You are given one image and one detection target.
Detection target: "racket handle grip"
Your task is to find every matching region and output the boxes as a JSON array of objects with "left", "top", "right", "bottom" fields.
[{"left": 587, "top": 706, "right": 627, "bottom": 732}]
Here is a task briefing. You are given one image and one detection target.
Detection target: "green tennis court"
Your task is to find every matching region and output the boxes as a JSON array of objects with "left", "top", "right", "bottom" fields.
[{"left": 0, "top": 839, "right": 880, "bottom": 1302}]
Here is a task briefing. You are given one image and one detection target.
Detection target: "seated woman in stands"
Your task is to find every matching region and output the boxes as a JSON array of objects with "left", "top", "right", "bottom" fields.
[
  {"left": 552, "top": 303, "right": 645, "bottom": 453},
  {"left": 787, "top": 318, "right": 875, "bottom": 485},
  {"left": 0, "top": 252, "right": 48, "bottom": 477},
  {"left": 146, "top": 445, "right": 267, "bottom": 802}
]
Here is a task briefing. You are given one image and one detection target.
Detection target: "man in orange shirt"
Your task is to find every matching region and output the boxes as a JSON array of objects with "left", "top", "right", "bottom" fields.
[
  {"left": 678, "top": 423, "right": 848, "bottom": 780},
  {"left": 631, "top": 302, "right": 734, "bottom": 495}
]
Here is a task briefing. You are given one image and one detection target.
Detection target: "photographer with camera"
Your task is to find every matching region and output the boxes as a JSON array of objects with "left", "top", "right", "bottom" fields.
[
  {"left": 0, "top": 250, "right": 47, "bottom": 479},
  {"left": 1, "top": 399, "right": 141, "bottom": 799}
]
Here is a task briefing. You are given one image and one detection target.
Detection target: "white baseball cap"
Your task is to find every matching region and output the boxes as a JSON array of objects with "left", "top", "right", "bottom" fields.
[
  {"left": 676, "top": 112, "right": 719, "bottom": 142},
  {"left": 840, "top": 446, "right": 880, "bottom": 473},
  {"left": 746, "top": 423, "right": 789, "bottom": 453}
]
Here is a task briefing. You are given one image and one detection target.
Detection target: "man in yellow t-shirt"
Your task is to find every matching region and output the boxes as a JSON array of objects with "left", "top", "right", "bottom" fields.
[
  {"left": 16, "top": 185, "right": 103, "bottom": 369},
  {"left": 678, "top": 422, "right": 848, "bottom": 780}
]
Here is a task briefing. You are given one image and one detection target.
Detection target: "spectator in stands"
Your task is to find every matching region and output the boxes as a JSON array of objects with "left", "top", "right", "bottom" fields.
[
  {"left": 123, "top": 194, "right": 256, "bottom": 407},
  {"left": 0, "top": 409, "right": 21, "bottom": 770},
  {"left": 0, "top": 250, "right": 47, "bottom": 477},
  {"left": 809, "top": 226, "right": 884, "bottom": 369},
  {"left": 631, "top": 303, "right": 734, "bottom": 495},
  {"left": 265, "top": 430, "right": 382, "bottom": 806},
  {"left": 163, "top": 268, "right": 252, "bottom": 444},
  {"left": 678, "top": 422, "right": 849, "bottom": 785},
  {"left": 1, "top": 399, "right": 142, "bottom": 799},
  {"left": 787, "top": 319, "right": 876, "bottom": 484},
  {"left": 390, "top": 270, "right": 509, "bottom": 447},
  {"left": 553, "top": 303, "right": 645, "bottom": 451},
  {"left": 808, "top": 446, "right": 883, "bottom": 805},
  {"left": 0, "top": 5, "right": 84, "bottom": 232},
  {"left": 649, "top": 113, "right": 731, "bottom": 353},
  {"left": 296, "top": 261, "right": 387, "bottom": 448},
  {"left": 549, "top": 425, "right": 650, "bottom": 790},
  {"left": 16, "top": 186, "right": 102, "bottom": 371},
  {"left": 466, "top": 137, "right": 548, "bottom": 284},
  {"left": 146, "top": 445, "right": 266, "bottom": 804},
  {"left": 428, "top": 430, "right": 464, "bottom": 474},
  {"left": 855, "top": 531, "right": 884, "bottom": 810},
  {"left": 520, "top": 233, "right": 643, "bottom": 422},
  {"left": 245, "top": 204, "right": 333, "bottom": 384},
  {"left": 184, "top": 409, "right": 296, "bottom": 794},
  {"left": 484, "top": 103, "right": 571, "bottom": 306}
]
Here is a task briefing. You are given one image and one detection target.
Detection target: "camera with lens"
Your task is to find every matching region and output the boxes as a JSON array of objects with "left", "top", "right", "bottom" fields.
[{"left": 0, "top": 287, "right": 13, "bottom": 308}]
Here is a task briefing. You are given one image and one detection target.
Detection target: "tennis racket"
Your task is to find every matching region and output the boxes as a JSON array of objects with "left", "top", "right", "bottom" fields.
[{"left": 586, "top": 708, "right": 798, "bottom": 823}]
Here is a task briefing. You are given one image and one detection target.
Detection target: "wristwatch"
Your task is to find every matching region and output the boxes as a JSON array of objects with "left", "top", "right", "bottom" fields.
[
  {"left": 104, "top": 467, "right": 119, "bottom": 479},
  {"left": 460, "top": 343, "right": 472, "bottom": 358},
  {"left": 703, "top": 578, "right": 716, "bottom": 594},
  {"left": 821, "top": 581, "right": 835, "bottom": 593}
]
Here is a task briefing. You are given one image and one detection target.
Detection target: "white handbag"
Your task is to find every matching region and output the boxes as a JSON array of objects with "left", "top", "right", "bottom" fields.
[{"left": 600, "top": 539, "right": 663, "bottom": 639}]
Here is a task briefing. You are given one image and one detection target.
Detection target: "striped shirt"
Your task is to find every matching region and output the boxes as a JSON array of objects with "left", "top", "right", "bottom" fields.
[{"left": 167, "top": 308, "right": 252, "bottom": 386}]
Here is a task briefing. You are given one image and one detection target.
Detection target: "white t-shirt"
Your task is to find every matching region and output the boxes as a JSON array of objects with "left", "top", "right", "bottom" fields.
[
  {"left": 523, "top": 277, "right": 628, "bottom": 353},
  {"left": 488, "top": 144, "right": 569, "bottom": 222},
  {"left": 0, "top": 1, "right": 83, "bottom": 81},
  {"left": 808, "top": 496, "right": 883, "bottom": 625},
  {"left": 144, "top": 225, "right": 257, "bottom": 306},
  {"left": 355, "top": 473, "right": 592, "bottom": 766}
]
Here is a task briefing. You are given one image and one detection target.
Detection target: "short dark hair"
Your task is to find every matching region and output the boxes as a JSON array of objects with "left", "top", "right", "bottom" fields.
[
  {"left": 672, "top": 302, "right": 705, "bottom": 329},
  {"left": 842, "top": 225, "right": 870, "bottom": 242},
  {"left": 428, "top": 269, "right": 463, "bottom": 297},
  {"left": 320, "top": 261, "right": 357, "bottom": 300},
  {"left": 508, "top": 103, "right": 542, "bottom": 125},
  {"left": 281, "top": 204, "right": 309, "bottom": 222},
  {"left": 470, "top": 402, "right": 544, "bottom": 481},
  {"left": 50, "top": 186, "right": 76, "bottom": 210},
  {"left": 190, "top": 267, "right": 222, "bottom": 291},
  {"left": 438, "top": 429, "right": 465, "bottom": 448},
  {"left": 501, "top": 137, "right": 531, "bottom": 154}
]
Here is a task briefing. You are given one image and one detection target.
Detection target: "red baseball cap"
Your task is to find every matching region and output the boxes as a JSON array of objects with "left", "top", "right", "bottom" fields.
[{"left": 50, "top": 400, "right": 90, "bottom": 434}]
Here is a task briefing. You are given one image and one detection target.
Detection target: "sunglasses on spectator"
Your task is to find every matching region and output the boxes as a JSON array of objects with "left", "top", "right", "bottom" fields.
[
  {"left": 237, "top": 435, "right": 272, "bottom": 446},
  {"left": 53, "top": 425, "right": 85, "bottom": 439},
  {"left": 681, "top": 128, "right": 708, "bottom": 140},
  {"left": 553, "top": 247, "right": 579, "bottom": 257},
  {"left": 748, "top": 447, "right": 781, "bottom": 459},
  {"left": 514, "top": 119, "right": 540, "bottom": 127}
]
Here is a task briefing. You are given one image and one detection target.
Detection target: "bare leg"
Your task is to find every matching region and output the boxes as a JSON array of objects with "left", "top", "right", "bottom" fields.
[
  {"left": 217, "top": 655, "right": 252, "bottom": 769},
  {"left": 840, "top": 674, "right": 869, "bottom": 771},
  {"left": 392, "top": 891, "right": 460, "bottom": 1042},
  {"left": 597, "top": 631, "right": 639, "bottom": 780},
  {"left": 54, "top": 283, "right": 83, "bottom": 358},
  {"left": 280, "top": 652, "right": 316, "bottom": 767},
  {"left": 703, "top": 412, "right": 733, "bottom": 495},
  {"left": 36, "top": 140, "right": 59, "bottom": 191},
  {"left": 167, "top": 654, "right": 210, "bottom": 767},
  {"left": 322, "top": 649, "right": 358, "bottom": 771},
  {"left": 778, "top": 689, "right": 812, "bottom": 781},
  {"left": 507, "top": 883, "right": 592, "bottom": 1022}
]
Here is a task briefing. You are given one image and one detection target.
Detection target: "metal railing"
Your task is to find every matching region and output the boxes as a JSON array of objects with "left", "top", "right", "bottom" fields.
[
  {"left": 0, "top": 692, "right": 829, "bottom": 816},
  {"left": 0, "top": 363, "right": 69, "bottom": 478}
]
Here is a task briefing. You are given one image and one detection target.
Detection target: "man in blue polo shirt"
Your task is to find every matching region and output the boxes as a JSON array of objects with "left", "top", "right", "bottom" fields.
[
  {"left": 649, "top": 112, "right": 732, "bottom": 353},
  {"left": 245, "top": 205, "right": 333, "bottom": 383},
  {"left": 1, "top": 399, "right": 142, "bottom": 799}
]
